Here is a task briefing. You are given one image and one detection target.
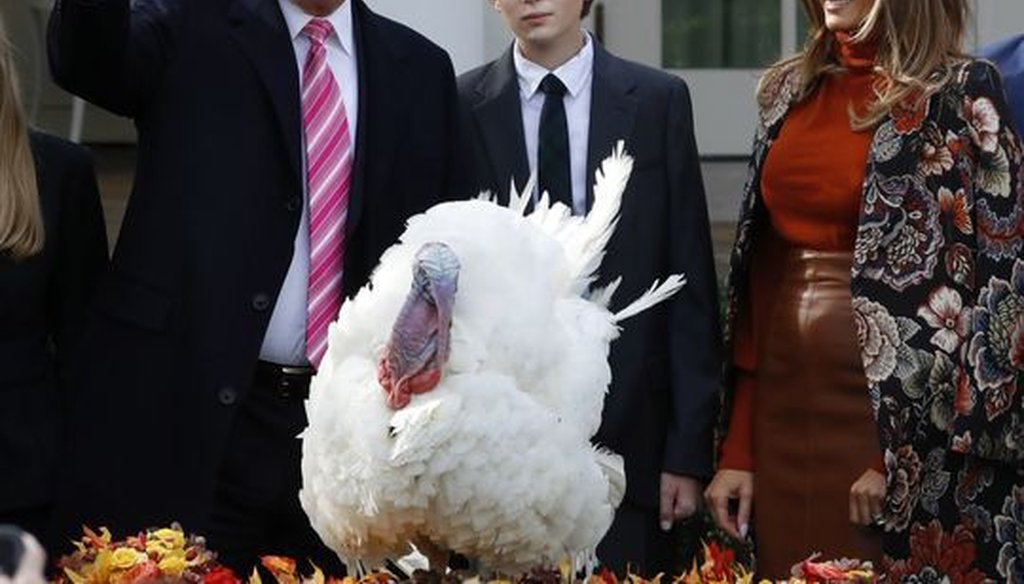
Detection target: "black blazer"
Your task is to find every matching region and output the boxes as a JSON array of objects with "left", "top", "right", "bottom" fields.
[
  {"left": 457, "top": 44, "right": 722, "bottom": 508},
  {"left": 0, "top": 133, "right": 107, "bottom": 513},
  {"left": 47, "top": 0, "right": 459, "bottom": 541}
]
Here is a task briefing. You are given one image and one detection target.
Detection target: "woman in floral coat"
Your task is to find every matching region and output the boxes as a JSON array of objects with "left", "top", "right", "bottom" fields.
[{"left": 705, "top": 0, "right": 1024, "bottom": 579}]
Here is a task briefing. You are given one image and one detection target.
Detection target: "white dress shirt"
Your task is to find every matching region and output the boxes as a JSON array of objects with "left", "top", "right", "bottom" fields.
[
  {"left": 260, "top": 0, "right": 359, "bottom": 365},
  {"left": 513, "top": 31, "right": 593, "bottom": 215}
]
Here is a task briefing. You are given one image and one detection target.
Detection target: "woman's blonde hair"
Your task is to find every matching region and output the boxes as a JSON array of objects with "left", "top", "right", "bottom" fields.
[
  {"left": 0, "top": 12, "right": 42, "bottom": 260},
  {"left": 760, "top": 0, "right": 971, "bottom": 130}
]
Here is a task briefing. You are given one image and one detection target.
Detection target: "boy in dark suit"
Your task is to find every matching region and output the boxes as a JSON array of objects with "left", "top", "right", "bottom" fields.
[
  {"left": 457, "top": 0, "right": 721, "bottom": 575},
  {"left": 48, "top": 0, "right": 459, "bottom": 574}
]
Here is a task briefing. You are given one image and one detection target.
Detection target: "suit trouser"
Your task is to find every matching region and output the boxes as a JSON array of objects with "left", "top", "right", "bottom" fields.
[
  {"left": 597, "top": 500, "right": 684, "bottom": 577},
  {"left": 205, "top": 377, "right": 346, "bottom": 577}
]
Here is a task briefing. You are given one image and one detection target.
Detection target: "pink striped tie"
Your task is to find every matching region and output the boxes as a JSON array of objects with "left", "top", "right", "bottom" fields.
[{"left": 302, "top": 18, "right": 352, "bottom": 369}]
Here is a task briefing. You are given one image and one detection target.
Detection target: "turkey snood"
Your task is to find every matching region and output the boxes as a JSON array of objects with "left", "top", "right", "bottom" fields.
[{"left": 378, "top": 242, "right": 460, "bottom": 410}]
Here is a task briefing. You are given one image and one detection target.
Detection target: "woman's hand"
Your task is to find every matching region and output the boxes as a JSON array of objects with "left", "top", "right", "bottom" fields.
[
  {"left": 704, "top": 469, "right": 754, "bottom": 540},
  {"left": 849, "top": 468, "right": 886, "bottom": 526}
]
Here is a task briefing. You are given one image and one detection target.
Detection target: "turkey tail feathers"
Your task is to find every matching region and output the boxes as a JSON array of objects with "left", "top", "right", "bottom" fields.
[
  {"left": 509, "top": 176, "right": 535, "bottom": 216},
  {"left": 570, "top": 141, "right": 633, "bottom": 290},
  {"left": 594, "top": 447, "right": 626, "bottom": 507},
  {"left": 500, "top": 142, "right": 634, "bottom": 298},
  {"left": 612, "top": 274, "right": 687, "bottom": 323},
  {"left": 588, "top": 277, "right": 622, "bottom": 309}
]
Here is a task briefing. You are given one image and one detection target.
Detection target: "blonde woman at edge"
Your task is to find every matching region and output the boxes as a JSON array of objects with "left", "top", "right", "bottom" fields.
[
  {"left": 707, "top": 0, "right": 1024, "bottom": 579},
  {"left": 0, "top": 13, "right": 106, "bottom": 548}
]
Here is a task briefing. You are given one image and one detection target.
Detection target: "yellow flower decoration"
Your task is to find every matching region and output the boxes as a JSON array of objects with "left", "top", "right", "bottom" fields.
[
  {"left": 62, "top": 568, "right": 87, "bottom": 584},
  {"left": 93, "top": 549, "right": 114, "bottom": 579},
  {"left": 149, "top": 528, "right": 186, "bottom": 550},
  {"left": 308, "top": 565, "right": 326, "bottom": 584},
  {"left": 158, "top": 555, "right": 188, "bottom": 577},
  {"left": 97, "top": 527, "right": 113, "bottom": 545},
  {"left": 110, "top": 547, "right": 144, "bottom": 570}
]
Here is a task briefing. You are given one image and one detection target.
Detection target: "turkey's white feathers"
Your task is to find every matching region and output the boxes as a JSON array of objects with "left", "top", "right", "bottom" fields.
[
  {"left": 508, "top": 176, "right": 535, "bottom": 216},
  {"left": 549, "top": 140, "right": 633, "bottom": 296},
  {"left": 588, "top": 277, "right": 622, "bottom": 309},
  {"left": 612, "top": 274, "right": 688, "bottom": 323},
  {"left": 300, "top": 144, "right": 686, "bottom": 574},
  {"left": 571, "top": 141, "right": 633, "bottom": 285},
  {"left": 388, "top": 397, "right": 458, "bottom": 466},
  {"left": 594, "top": 447, "right": 626, "bottom": 507}
]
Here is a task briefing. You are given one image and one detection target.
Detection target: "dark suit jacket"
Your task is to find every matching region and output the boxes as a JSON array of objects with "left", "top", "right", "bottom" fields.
[
  {"left": 47, "top": 0, "right": 459, "bottom": 542},
  {"left": 0, "top": 133, "right": 107, "bottom": 513},
  {"left": 981, "top": 34, "right": 1024, "bottom": 135},
  {"left": 457, "top": 44, "right": 721, "bottom": 508}
]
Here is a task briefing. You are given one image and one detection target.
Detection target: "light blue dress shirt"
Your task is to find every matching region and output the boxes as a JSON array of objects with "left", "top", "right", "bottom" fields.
[{"left": 260, "top": 0, "right": 359, "bottom": 365}]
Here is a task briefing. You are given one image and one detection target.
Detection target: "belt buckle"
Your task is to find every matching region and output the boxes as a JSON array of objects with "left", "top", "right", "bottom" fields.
[
  {"left": 277, "top": 375, "right": 295, "bottom": 399},
  {"left": 276, "top": 366, "right": 311, "bottom": 399}
]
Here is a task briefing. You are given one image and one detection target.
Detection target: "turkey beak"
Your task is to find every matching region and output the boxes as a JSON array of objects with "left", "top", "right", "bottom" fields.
[{"left": 377, "top": 242, "right": 460, "bottom": 410}]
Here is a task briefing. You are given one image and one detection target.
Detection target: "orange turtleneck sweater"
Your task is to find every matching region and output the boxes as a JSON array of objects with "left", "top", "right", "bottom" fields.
[{"left": 719, "top": 33, "right": 879, "bottom": 471}]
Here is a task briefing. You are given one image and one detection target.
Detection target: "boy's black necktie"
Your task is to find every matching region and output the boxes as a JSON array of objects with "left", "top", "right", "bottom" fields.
[{"left": 537, "top": 73, "right": 573, "bottom": 211}]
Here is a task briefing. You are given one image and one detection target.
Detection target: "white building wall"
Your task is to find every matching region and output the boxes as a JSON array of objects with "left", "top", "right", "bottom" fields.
[
  {"left": 366, "top": 0, "right": 490, "bottom": 75},
  {"left": 976, "top": 0, "right": 1024, "bottom": 48}
]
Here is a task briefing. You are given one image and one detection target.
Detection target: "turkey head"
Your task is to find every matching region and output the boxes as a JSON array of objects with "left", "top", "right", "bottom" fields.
[{"left": 377, "top": 242, "right": 460, "bottom": 410}]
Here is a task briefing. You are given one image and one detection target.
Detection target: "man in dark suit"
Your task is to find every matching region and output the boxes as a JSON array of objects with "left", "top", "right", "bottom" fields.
[
  {"left": 981, "top": 34, "right": 1024, "bottom": 134},
  {"left": 457, "top": 0, "right": 721, "bottom": 576},
  {"left": 47, "top": 0, "right": 458, "bottom": 574}
]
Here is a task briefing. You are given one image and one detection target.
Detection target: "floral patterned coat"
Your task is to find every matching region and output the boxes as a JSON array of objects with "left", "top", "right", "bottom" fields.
[{"left": 720, "top": 59, "right": 1024, "bottom": 475}]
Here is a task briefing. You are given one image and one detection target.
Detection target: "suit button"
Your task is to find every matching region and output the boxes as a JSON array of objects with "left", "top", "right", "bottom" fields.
[
  {"left": 285, "top": 196, "right": 301, "bottom": 212},
  {"left": 217, "top": 387, "right": 237, "bottom": 406},
  {"left": 252, "top": 293, "right": 272, "bottom": 312}
]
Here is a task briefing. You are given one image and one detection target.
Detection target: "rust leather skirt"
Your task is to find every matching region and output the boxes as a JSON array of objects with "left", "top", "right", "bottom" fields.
[{"left": 752, "top": 249, "right": 883, "bottom": 578}]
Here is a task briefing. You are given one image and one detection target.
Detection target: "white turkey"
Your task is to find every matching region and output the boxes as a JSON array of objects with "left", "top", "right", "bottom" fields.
[{"left": 299, "top": 142, "right": 685, "bottom": 575}]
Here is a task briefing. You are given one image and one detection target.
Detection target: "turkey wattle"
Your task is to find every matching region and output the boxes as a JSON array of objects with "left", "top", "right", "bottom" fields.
[{"left": 299, "top": 143, "right": 686, "bottom": 574}]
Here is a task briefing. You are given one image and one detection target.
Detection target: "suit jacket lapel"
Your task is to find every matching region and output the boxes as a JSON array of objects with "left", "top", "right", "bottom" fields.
[
  {"left": 227, "top": 0, "right": 303, "bottom": 188},
  {"left": 586, "top": 43, "right": 637, "bottom": 210},
  {"left": 471, "top": 47, "right": 530, "bottom": 203},
  {"left": 346, "top": 0, "right": 407, "bottom": 239}
]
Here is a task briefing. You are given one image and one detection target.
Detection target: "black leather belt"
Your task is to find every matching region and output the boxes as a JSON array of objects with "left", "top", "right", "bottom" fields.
[{"left": 254, "top": 360, "right": 314, "bottom": 399}]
